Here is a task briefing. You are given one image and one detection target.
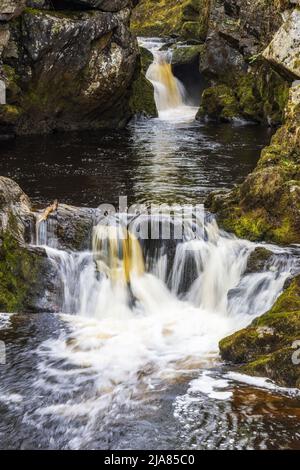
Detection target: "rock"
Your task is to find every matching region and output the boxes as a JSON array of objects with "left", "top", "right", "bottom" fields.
[
  {"left": 131, "top": 0, "right": 209, "bottom": 41},
  {"left": 0, "top": 5, "right": 140, "bottom": 136},
  {"left": 26, "top": 0, "right": 50, "bottom": 8},
  {"left": 0, "top": 0, "right": 25, "bottom": 22},
  {"left": 0, "top": 176, "right": 33, "bottom": 243},
  {"left": 219, "top": 274, "right": 300, "bottom": 388},
  {"left": 206, "top": 82, "right": 300, "bottom": 244},
  {"left": 171, "top": 44, "right": 204, "bottom": 66},
  {"left": 139, "top": 46, "right": 153, "bottom": 73},
  {"left": 197, "top": 1, "right": 291, "bottom": 125},
  {"left": 58, "top": 0, "right": 131, "bottom": 11},
  {"left": 129, "top": 46, "right": 157, "bottom": 118},
  {"left": 263, "top": 8, "right": 300, "bottom": 80},
  {"left": 36, "top": 203, "right": 97, "bottom": 251},
  {"left": 0, "top": 176, "right": 60, "bottom": 313},
  {"left": 245, "top": 247, "right": 274, "bottom": 274},
  {"left": 196, "top": 83, "right": 241, "bottom": 122},
  {"left": 129, "top": 70, "right": 157, "bottom": 118}
]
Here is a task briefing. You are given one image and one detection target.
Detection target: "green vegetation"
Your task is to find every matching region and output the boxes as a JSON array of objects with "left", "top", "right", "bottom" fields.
[
  {"left": 0, "top": 232, "right": 42, "bottom": 312},
  {"left": 220, "top": 275, "right": 300, "bottom": 387}
]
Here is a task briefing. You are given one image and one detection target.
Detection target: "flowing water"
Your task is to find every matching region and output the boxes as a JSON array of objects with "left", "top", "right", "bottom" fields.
[{"left": 0, "top": 39, "right": 300, "bottom": 450}]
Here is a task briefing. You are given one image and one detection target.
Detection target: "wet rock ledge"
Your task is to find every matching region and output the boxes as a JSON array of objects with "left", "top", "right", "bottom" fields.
[
  {"left": 220, "top": 274, "right": 300, "bottom": 388},
  {"left": 0, "top": 0, "right": 156, "bottom": 138}
]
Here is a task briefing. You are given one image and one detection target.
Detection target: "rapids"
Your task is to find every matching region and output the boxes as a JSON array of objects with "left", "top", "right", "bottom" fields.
[{"left": 0, "top": 38, "right": 299, "bottom": 450}]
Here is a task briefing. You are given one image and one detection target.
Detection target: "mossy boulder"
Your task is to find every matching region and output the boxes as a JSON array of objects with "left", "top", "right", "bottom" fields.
[
  {"left": 139, "top": 46, "right": 153, "bottom": 73},
  {"left": 219, "top": 275, "right": 300, "bottom": 387},
  {"left": 0, "top": 233, "right": 43, "bottom": 312},
  {"left": 197, "top": 84, "right": 241, "bottom": 122},
  {"left": 171, "top": 44, "right": 204, "bottom": 66},
  {"left": 206, "top": 82, "right": 300, "bottom": 245},
  {"left": 0, "top": 176, "right": 59, "bottom": 312},
  {"left": 245, "top": 247, "right": 274, "bottom": 274},
  {"left": 131, "top": 0, "right": 209, "bottom": 41}
]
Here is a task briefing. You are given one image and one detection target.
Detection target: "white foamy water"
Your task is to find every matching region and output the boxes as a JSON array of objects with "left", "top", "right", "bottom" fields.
[
  {"left": 30, "top": 210, "right": 299, "bottom": 448},
  {"left": 138, "top": 37, "right": 198, "bottom": 122}
]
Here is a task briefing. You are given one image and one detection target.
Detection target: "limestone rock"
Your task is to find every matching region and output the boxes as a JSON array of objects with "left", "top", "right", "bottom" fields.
[{"left": 263, "top": 8, "right": 300, "bottom": 80}]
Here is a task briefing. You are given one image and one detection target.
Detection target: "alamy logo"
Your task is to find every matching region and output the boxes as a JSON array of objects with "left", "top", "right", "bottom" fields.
[{"left": 0, "top": 80, "right": 6, "bottom": 105}]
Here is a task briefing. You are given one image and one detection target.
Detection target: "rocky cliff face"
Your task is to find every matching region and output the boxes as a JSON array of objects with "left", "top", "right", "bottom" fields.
[
  {"left": 206, "top": 6, "right": 300, "bottom": 245},
  {"left": 0, "top": 0, "right": 151, "bottom": 137},
  {"left": 207, "top": 81, "right": 300, "bottom": 245}
]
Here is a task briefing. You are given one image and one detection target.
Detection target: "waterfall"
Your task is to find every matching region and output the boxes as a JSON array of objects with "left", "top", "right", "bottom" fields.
[
  {"left": 139, "top": 38, "right": 198, "bottom": 121},
  {"left": 31, "top": 210, "right": 299, "bottom": 446},
  {"left": 34, "top": 211, "right": 298, "bottom": 328},
  {"left": 93, "top": 224, "right": 145, "bottom": 284},
  {"left": 146, "top": 53, "right": 185, "bottom": 112}
]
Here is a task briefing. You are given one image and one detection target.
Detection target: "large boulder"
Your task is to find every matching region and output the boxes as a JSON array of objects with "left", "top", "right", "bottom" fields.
[
  {"left": 220, "top": 274, "right": 300, "bottom": 388},
  {"left": 263, "top": 8, "right": 300, "bottom": 80},
  {"left": 0, "top": 3, "right": 142, "bottom": 136},
  {"left": 35, "top": 203, "right": 98, "bottom": 251},
  {"left": 0, "top": 176, "right": 33, "bottom": 243}
]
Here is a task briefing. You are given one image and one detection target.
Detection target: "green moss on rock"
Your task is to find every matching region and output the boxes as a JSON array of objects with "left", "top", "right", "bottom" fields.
[
  {"left": 129, "top": 55, "right": 157, "bottom": 118},
  {"left": 0, "top": 232, "right": 42, "bottom": 312},
  {"left": 131, "top": 0, "right": 209, "bottom": 41},
  {"left": 171, "top": 44, "right": 204, "bottom": 66},
  {"left": 206, "top": 83, "right": 300, "bottom": 245},
  {"left": 219, "top": 275, "right": 300, "bottom": 387},
  {"left": 197, "top": 84, "right": 241, "bottom": 122}
]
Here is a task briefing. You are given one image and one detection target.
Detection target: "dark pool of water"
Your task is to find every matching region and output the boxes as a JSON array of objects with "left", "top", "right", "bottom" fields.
[{"left": 0, "top": 119, "right": 272, "bottom": 207}]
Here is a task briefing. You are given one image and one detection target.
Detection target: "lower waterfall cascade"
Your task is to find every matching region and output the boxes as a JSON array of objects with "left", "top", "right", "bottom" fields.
[{"left": 29, "top": 208, "right": 300, "bottom": 448}]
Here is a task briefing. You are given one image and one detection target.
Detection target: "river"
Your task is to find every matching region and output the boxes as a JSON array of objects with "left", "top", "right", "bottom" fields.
[{"left": 0, "top": 39, "right": 299, "bottom": 450}]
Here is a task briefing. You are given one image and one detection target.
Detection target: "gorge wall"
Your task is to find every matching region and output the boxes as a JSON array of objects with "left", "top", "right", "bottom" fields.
[{"left": 0, "top": 0, "right": 157, "bottom": 138}]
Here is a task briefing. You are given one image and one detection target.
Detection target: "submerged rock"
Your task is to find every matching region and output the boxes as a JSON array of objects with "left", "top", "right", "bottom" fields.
[{"left": 220, "top": 274, "right": 300, "bottom": 388}]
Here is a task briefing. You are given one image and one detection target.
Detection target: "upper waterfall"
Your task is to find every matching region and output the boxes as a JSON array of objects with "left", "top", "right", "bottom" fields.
[{"left": 139, "top": 38, "right": 198, "bottom": 121}]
